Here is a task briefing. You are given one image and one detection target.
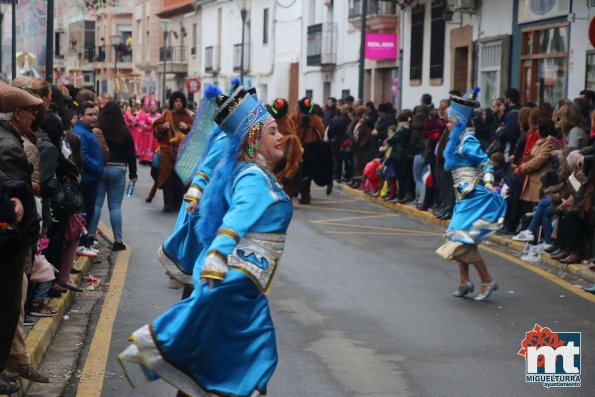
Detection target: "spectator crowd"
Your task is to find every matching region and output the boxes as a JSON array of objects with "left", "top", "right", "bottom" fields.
[
  {"left": 320, "top": 88, "right": 595, "bottom": 267},
  {"left": 1, "top": 72, "right": 595, "bottom": 393}
]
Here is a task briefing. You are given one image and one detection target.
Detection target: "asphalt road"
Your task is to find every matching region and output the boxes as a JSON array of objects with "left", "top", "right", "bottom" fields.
[{"left": 93, "top": 165, "right": 593, "bottom": 397}]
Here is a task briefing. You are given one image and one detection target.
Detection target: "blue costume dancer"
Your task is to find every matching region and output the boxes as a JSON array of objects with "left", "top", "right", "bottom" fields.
[
  {"left": 159, "top": 81, "right": 253, "bottom": 286},
  {"left": 158, "top": 127, "right": 227, "bottom": 285},
  {"left": 436, "top": 89, "right": 506, "bottom": 301},
  {"left": 119, "top": 86, "right": 292, "bottom": 397}
]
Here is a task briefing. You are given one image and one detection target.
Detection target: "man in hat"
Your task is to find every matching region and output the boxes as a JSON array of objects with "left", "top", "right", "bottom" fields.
[{"left": 0, "top": 87, "right": 49, "bottom": 388}]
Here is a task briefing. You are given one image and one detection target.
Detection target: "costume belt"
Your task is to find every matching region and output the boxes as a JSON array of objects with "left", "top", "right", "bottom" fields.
[
  {"left": 228, "top": 232, "right": 286, "bottom": 294},
  {"left": 452, "top": 166, "right": 481, "bottom": 200}
]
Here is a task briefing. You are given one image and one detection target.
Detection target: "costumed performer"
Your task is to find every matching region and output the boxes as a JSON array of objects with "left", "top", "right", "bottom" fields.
[
  {"left": 269, "top": 98, "right": 302, "bottom": 197},
  {"left": 137, "top": 100, "right": 160, "bottom": 165},
  {"left": 157, "top": 84, "right": 227, "bottom": 289},
  {"left": 158, "top": 81, "right": 253, "bottom": 290},
  {"left": 435, "top": 88, "right": 506, "bottom": 301},
  {"left": 152, "top": 91, "right": 195, "bottom": 212},
  {"left": 119, "top": 85, "right": 293, "bottom": 397}
]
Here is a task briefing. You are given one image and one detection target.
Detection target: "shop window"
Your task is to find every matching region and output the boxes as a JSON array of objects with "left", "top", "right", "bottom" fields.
[
  {"left": 520, "top": 23, "right": 567, "bottom": 104},
  {"left": 479, "top": 41, "right": 501, "bottom": 105}
]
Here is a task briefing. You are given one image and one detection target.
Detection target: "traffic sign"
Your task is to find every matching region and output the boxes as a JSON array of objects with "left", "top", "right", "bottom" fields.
[{"left": 185, "top": 78, "right": 201, "bottom": 94}]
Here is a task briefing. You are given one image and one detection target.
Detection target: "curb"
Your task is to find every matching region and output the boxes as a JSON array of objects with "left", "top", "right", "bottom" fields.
[
  {"left": 340, "top": 184, "right": 595, "bottom": 284},
  {"left": 15, "top": 255, "right": 91, "bottom": 396}
]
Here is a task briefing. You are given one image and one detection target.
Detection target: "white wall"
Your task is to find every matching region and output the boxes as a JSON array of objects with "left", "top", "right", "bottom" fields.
[
  {"left": 568, "top": 1, "right": 594, "bottom": 97},
  {"left": 301, "top": 0, "right": 360, "bottom": 104},
  {"left": 401, "top": 0, "right": 449, "bottom": 110}
]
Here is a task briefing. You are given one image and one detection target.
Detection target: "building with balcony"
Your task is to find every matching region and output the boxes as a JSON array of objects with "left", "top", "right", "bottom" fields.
[
  {"left": 193, "top": 0, "right": 301, "bottom": 107},
  {"left": 93, "top": 1, "right": 134, "bottom": 100},
  {"left": 346, "top": 0, "right": 399, "bottom": 104},
  {"left": 155, "top": 0, "right": 195, "bottom": 106},
  {"left": 133, "top": 0, "right": 164, "bottom": 100},
  {"left": 398, "top": 0, "right": 591, "bottom": 109}
]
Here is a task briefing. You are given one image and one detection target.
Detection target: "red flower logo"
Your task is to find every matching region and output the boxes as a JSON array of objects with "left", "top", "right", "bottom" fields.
[{"left": 518, "top": 324, "right": 566, "bottom": 368}]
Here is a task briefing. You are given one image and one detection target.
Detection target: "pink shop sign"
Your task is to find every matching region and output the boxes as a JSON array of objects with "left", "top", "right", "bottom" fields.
[{"left": 365, "top": 34, "right": 398, "bottom": 60}]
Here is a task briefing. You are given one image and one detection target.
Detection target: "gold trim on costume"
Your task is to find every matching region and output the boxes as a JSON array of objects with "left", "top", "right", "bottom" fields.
[
  {"left": 200, "top": 269, "right": 226, "bottom": 280},
  {"left": 207, "top": 249, "right": 228, "bottom": 264},
  {"left": 195, "top": 171, "right": 209, "bottom": 182},
  {"left": 216, "top": 228, "right": 241, "bottom": 243}
]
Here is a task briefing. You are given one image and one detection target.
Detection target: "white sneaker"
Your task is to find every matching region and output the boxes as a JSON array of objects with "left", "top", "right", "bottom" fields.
[
  {"left": 512, "top": 229, "right": 534, "bottom": 242},
  {"left": 521, "top": 253, "right": 541, "bottom": 264},
  {"left": 542, "top": 243, "right": 554, "bottom": 251},
  {"left": 88, "top": 247, "right": 100, "bottom": 254},
  {"left": 76, "top": 246, "right": 98, "bottom": 258}
]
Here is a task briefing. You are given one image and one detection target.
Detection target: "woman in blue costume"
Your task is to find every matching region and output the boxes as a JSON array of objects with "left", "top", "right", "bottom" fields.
[
  {"left": 159, "top": 81, "right": 252, "bottom": 289},
  {"left": 119, "top": 86, "right": 292, "bottom": 397},
  {"left": 436, "top": 89, "right": 506, "bottom": 301}
]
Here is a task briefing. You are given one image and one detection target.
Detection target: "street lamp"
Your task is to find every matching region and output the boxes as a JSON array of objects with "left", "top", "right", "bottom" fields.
[
  {"left": 111, "top": 34, "right": 123, "bottom": 101},
  {"left": 234, "top": 0, "right": 252, "bottom": 86},
  {"left": 160, "top": 19, "right": 172, "bottom": 107}
]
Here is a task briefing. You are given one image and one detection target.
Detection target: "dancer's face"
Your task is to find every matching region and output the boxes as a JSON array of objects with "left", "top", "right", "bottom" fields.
[{"left": 257, "top": 121, "right": 283, "bottom": 164}]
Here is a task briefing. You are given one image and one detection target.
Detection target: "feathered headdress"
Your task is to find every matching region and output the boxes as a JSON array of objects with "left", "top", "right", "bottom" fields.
[
  {"left": 175, "top": 84, "right": 222, "bottom": 184},
  {"left": 198, "top": 86, "right": 275, "bottom": 246}
]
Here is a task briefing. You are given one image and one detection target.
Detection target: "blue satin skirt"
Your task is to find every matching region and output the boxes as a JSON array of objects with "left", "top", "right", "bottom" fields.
[
  {"left": 122, "top": 269, "right": 277, "bottom": 397},
  {"left": 161, "top": 201, "right": 204, "bottom": 281},
  {"left": 446, "top": 185, "right": 506, "bottom": 245}
]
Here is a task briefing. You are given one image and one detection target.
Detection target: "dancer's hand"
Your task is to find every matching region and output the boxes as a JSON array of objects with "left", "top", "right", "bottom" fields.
[
  {"left": 484, "top": 183, "right": 494, "bottom": 191},
  {"left": 186, "top": 200, "right": 198, "bottom": 214},
  {"left": 201, "top": 278, "right": 214, "bottom": 289}
]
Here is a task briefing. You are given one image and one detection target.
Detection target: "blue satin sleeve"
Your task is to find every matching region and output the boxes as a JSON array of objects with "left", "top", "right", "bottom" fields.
[
  {"left": 208, "top": 168, "right": 277, "bottom": 257},
  {"left": 191, "top": 132, "right": 227, "bottom": 191},
  {"left": 459, "top": 135, "right": 494, "bottom": 174}
]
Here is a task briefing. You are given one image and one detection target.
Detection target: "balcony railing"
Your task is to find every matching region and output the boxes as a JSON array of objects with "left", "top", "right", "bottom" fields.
[
  {"left": 204, "top": 45, "right": 220, "bottom": 73},
  {"left": 307, "top": 22, "right": 337, "bottom": 67},
  {"left": 233, "top": 43, "right": 250, "bottom": 72},
  {"left": 349, "top": 0, "right": 398, "bottom": 18},
  {"left": 160, "top": 46, "right": 187, "bottom": 63}
]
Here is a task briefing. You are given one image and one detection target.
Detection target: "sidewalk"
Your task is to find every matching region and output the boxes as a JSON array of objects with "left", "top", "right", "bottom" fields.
[
  {"left": 13, "top": 253, "right": 92, "bottom": 396},
  {"left": 340, "top": 185, "right": 595, "bottom": 284}
]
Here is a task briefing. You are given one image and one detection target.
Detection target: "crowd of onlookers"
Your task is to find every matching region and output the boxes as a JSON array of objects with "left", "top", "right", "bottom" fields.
[
  {"left": 0, "top": 76, "right": 145, "bottom": 393},
  {"left": 319, "top": 88, "right": 595, "bottom": 266},
  {"left": 1, "top": 73, "right": 595, "bottom": 392}
]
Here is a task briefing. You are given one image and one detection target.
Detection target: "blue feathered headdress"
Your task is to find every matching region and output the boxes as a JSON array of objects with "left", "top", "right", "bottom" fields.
[
  {"left": 198, "top": 85, "right": 275, "bottom": 246},
  {"left": 175, "top": 84, "right": 222, "bottom": 184}
]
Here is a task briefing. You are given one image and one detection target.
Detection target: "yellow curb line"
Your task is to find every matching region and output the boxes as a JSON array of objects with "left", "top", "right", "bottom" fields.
[
  {"left": 76, "top": 226, "right": 130, "bottom": 397},
  {"left": 340, "top": 185, "right": 595, "bottom": 285},
  {"left": 480, "top": 244, "right": 595, "bottom": 304}
]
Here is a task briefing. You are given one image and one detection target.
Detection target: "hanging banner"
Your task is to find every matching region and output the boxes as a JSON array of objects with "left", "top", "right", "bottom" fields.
[{"left": 365, "top": 33, "right": 397, "bottom": 60}]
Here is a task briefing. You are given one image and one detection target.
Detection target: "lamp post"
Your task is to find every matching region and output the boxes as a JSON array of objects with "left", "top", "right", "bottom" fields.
[
  {"left": 357, "top": 0, "right": 368, "bottom": 102},
  {"left": 160, "top": 19, "right": 171, "bottom": 107},
  {"left": 397, "top": 0, "right": 414, "bottom": 112},
  {"left": 235, "top": 0, "right": 252, "bottom": 86},
  {"left": 111, "top": 34, "right": 122, "bottom": 101}
]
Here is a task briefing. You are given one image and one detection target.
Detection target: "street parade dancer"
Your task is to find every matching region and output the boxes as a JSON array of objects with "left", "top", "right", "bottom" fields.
[
  {"left": 157, "top": 84, "right": 227, "bottom": 288},
  {"left": 435, "top": 88, "right": 506, "bottom": 301},
  {"left": 119, "top": 85, "right": 293, "bottom": 397}
]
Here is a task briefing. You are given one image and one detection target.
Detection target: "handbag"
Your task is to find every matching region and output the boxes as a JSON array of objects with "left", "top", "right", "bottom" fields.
[{"left": 52, "top": 177, "right": 85, "bottom": 215}]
